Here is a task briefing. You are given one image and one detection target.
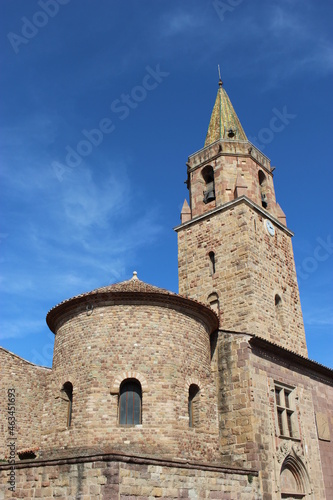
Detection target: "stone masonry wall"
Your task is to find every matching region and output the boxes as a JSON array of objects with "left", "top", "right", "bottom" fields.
[
  {"left": 0, "top": 456, "right": 261, "bottom": 499},
  {"left": 188, "top": 148, "right": 277, "bottom": 221},
  {"left": 0, "top": 348, "right": 50, "bottom": 461},
  {"left": 177, "top": 202, "right": 307, "bottom": 356},
  {"left": 217, "top": 333, "right": 257, "bottom": 470},
  {"left": 216, "top": 333, "right": 332, "bottom": 499},
  {"left": 41, "top": 301, "right": 220, "bottom": 463},
  {"left": 308, "top": 373, "right": 333, "bottom": 497},
  {"left": 249, "top": 342, "right": 332, "bottom": 499}
]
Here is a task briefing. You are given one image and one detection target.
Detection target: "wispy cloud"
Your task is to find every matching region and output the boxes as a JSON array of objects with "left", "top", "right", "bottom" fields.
[
  {"left": 0, "top": 318, "right": 46, "bottom": 341},
  {"left": 161, "top": 11, "right": 203, "bottom": 37}
]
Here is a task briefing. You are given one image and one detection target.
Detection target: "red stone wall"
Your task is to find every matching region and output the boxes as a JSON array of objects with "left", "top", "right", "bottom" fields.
[
  {"left": 311, "top": 380, "right": 333, "bottom": 497},
  {"left": 249, "top": 340, "right": 332, "bottom": 499}
]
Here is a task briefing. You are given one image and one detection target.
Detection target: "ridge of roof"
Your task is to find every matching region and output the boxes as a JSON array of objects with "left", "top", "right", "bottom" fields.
[{"left": 249, "top": 335, "right": 333, "bottom": 379}]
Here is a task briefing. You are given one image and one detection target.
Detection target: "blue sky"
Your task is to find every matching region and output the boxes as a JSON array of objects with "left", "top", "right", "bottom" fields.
[{"left": 0, "top": 0, "right": 332, "bottom": 368}]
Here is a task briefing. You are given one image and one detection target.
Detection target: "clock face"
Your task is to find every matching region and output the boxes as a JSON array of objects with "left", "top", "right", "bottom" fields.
[{"left": 265, "top": 220, "right": 275, "bottom": 236}]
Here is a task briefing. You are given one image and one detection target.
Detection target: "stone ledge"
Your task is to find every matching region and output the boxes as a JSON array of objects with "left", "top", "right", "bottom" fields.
[{"left": 0, "top": 449, "right": 259, "bottom": 477}]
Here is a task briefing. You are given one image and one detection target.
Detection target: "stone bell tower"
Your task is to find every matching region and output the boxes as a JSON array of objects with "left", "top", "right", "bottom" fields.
[{"left": 175, "top": 79, "right": 307, "bottom": 356}]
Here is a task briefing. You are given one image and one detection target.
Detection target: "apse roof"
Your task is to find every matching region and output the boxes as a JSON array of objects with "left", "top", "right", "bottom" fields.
[{"left": 46, "top": 272, "right": 219, "bottom": 334}]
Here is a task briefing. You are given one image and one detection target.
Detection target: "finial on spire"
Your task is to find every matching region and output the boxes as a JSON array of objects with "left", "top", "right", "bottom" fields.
[
  {"left": 218, "top": 64, "right": 223, "bottom": 87},
  {"left": 131, "top": 271, "right": 138, "bottom": 281}
]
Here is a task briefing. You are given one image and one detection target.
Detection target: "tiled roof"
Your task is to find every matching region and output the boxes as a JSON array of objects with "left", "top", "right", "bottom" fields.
[
  {"left": 92, "top": 275, "right": 175, "bottom": 295},
  {"left": 46, "top": 272, "right": 219, "bottom": 334},
  {"left": 204, "top": 80, "right": 247, "bottom": 146},
  {"left": 249, "top": 336, "right": 333, "bottom": 378}
]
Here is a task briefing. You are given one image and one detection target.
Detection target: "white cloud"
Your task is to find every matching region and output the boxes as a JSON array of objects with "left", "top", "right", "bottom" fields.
[
  {"left": 0, "top": 319, "right": 46, "bottom": 341},
  {"left": 161, "top": 12, "right": 203, "bottom": 37}
]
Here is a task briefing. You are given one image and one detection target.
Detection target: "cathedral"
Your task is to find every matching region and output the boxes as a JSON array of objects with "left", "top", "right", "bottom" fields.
[{"left": 1, "top": 80, "right": 332, "bottom": 499}]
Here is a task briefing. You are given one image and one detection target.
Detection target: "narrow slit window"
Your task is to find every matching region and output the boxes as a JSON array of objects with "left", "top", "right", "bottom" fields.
[
  {"left": 188, "top": 384, "right": 200, "bottom": 428},
  {"left": 275, "top": 294, "right": 284, "bottom": 326},
  {"left": 209, "top": 251, "right": 216, "bottom": 275},
  {"left": 274, "top": 383, "right": 298, "bottom": 438},
  {"left": 62, "top": 382, "right": 73, "bottom": 428}
]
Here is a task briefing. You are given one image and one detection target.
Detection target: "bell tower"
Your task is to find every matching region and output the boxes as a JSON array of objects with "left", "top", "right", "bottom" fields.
[{"left": 175, "top": 79, "right": 307, "bottom": 356}]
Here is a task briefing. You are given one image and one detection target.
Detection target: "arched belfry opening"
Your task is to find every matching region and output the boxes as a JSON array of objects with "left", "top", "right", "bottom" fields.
[
  {"left": 207, "top": 292, "right": 220, "bottom": 316},
  {"left": 258, "top": 170, "right": 268, "bottom": 208},
  {"left": 202, "top": 165, "right": 215, "bottom": 204}
]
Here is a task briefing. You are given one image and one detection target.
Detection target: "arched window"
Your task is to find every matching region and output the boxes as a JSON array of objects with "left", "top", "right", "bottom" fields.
[
  {"left": 207, "top": 292, "right": 219, "bottom": 315},
  {"left": 208, "top": 251, "right": 216, "bottom": 275},
  {"left": 62, "top": 382, "right": 73, "bottom": 428},
  {"left": 202, "top": 165, "right": 215, "bottom": 204},
  {"left": 188, "top": 384, "right": 200, "bottom": 428},
  {"left": 119, "top": 379, "right": 142, "bottom": 425},
  {"left": 275, "top": 294, "right": 284, "bottom": 326},
  {"left": 258, "top": 170, "right": 267, "bottom": 208},
  {"left": 275, "top": 294, "right": 282, "bottom": 307}
]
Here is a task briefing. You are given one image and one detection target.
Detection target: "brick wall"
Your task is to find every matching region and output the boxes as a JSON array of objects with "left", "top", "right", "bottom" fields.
[
  {"left": 0, "top": 348, "right": 49, "bottom": 460},
  {"left": 41, "top": 300, "right": 220, "bottom": 462},
  {"left": 249, "top": 339, "right": 332, "bottom": 499},
  {"left": 187, "top": 140, "right": 280, "bottom": 221},
  {"left": 177, "top": 202, "right": 307, "bottom": 355},
  {"left": 0, "top": 455, "right": 261, "bottom": 499}
]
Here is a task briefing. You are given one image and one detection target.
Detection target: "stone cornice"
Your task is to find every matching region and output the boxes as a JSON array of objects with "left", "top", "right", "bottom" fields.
[
  {"left": 187, "top": 139, "right": 272, "bottom": 175},
  {"left": 0, "top": 449, "right": 258, "bottom": 477},
  {"left": 46, "top": 289, "right": 218, "bottom": 335},
  {"left": 174, "top": 195, "right": 293, "bottom": 237}
]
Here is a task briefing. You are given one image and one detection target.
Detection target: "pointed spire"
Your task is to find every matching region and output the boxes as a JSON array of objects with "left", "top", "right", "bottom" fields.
[{"left": 204, "top": 79, "right": 247, "bottom": 147}]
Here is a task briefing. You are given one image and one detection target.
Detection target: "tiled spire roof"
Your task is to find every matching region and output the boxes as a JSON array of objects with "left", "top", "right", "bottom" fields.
[{"left": 204, "top": 79, "right": 247, "bottom": 146}]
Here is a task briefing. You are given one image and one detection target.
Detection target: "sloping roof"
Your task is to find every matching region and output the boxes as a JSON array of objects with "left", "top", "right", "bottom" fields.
[
  {"left": 249, "top": 336, "right": 333, "bottom": 380},
  {"left": 204, "top": 80, "right": 247, "bottom": 146},
  {"left": 46, "top": 272, "right": 219, "bottom": 334}
]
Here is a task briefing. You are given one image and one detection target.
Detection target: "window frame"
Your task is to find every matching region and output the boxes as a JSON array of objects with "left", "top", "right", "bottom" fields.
[
  {"left": 119, "top": 379, "right": 142, "bottom": 426},
  {"left": 62, "top": 382, "right": 73, "bottom": 428},
  {"left": 274, "top": 383, "right": 299, "bottom": 439},
  {"left": 208, "top": 251, "right": 216, "bottom": 276},
  {"left": 188, "top": 384, "right": 200, "bottom": 428}
]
